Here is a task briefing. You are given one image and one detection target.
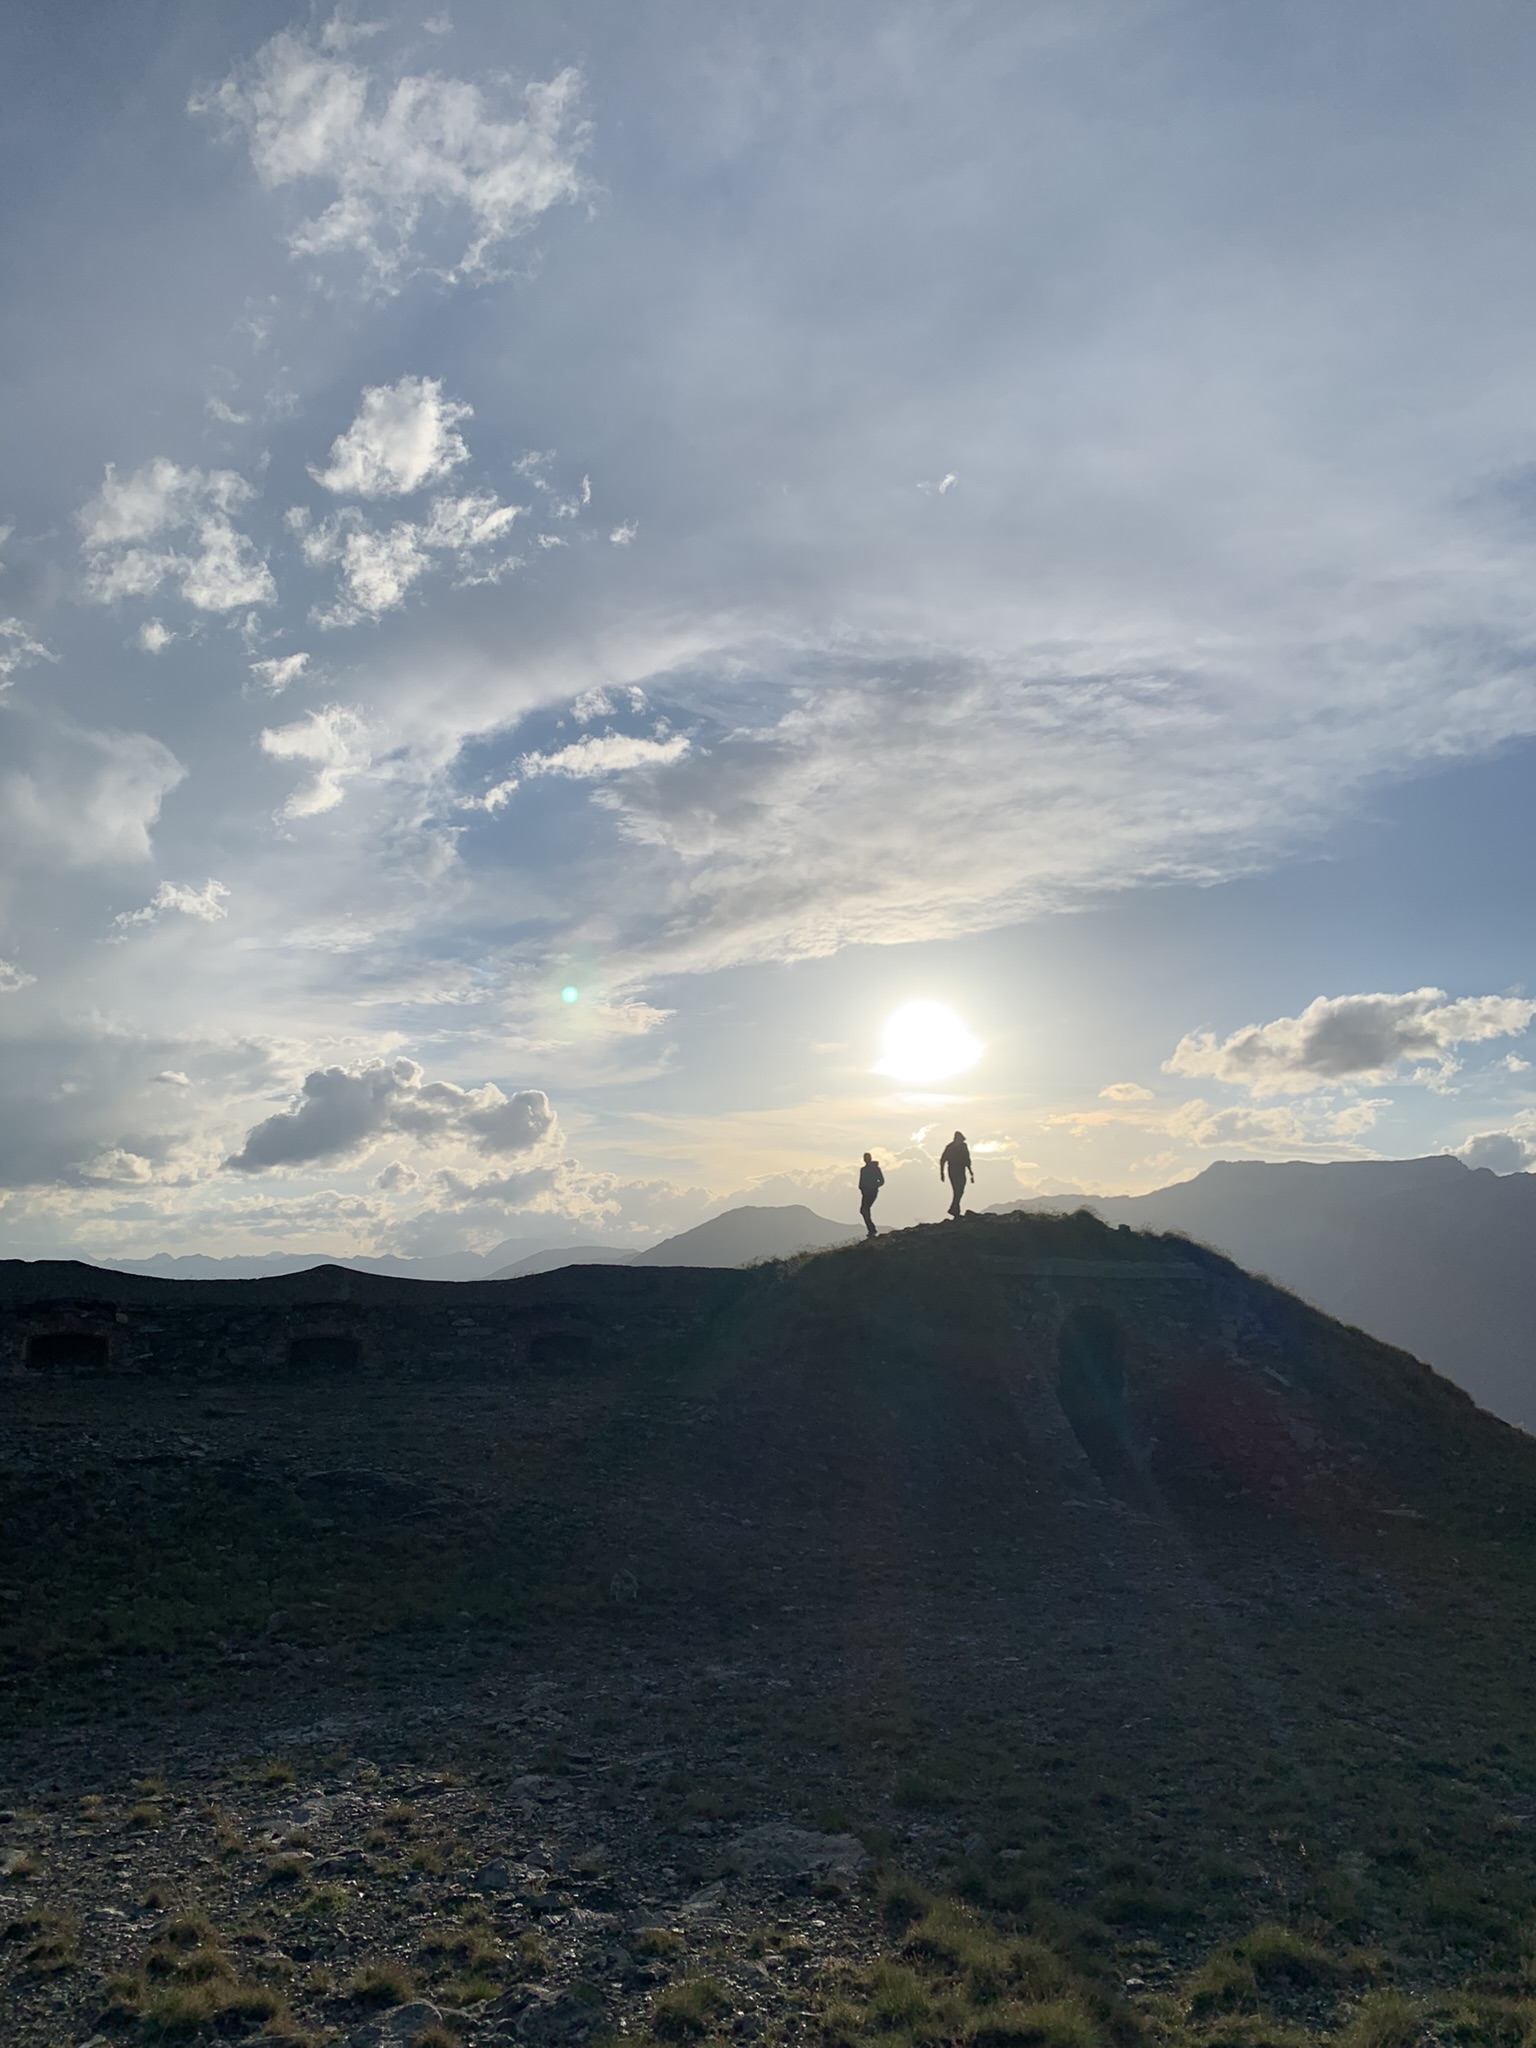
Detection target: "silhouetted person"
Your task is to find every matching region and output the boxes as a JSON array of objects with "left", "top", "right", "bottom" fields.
[
  {"left": 858, "top": 1151, "right": 885, "bottom": 1237},
  {"left": 939, "top": 1130, "right": 973, "bottom": 1219}
]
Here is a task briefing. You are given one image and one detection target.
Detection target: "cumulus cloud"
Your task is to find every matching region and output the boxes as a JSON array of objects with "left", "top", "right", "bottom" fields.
[
  {"left": 1453, "top": 1130, "right": 1535, "bottom": 1175},
  {"left": 113, "top": 879, "right": 231, "bottom": 931},
  {"left": 0, "top": 617, "right": 57, "bottom": 689},
  {"left": 248, "top": 651, "right": 310, "bottom": 694},
  {"left": 259, "top": 705, "right": 371, "bottom": 818},
  {"left": 78, "top": 459, "right": 274, "bottom": 613},
  {"left": 1099, "top": 1082, "right": 1153, "bottom": 1102},
  {"left": 137, "top": 619, "right": 174, "bottom": 653},
  {"left": 1165, "top": 989, "right": 1536, "bottom": 1096},
  {"left": 0, "top": 724, "right": 186, "bottom": 868},
  {"left": 225, "top": 1056, "right": 556, "bottom": 1172},
  {"left": 194, "top": 25, "right": 589, "bottom": 288},
  {"left": 0, "top": 957, "right": 36, "bottom": 995},
  {"left": 311, "top": 376, "right": 471, "bottom": 496}
]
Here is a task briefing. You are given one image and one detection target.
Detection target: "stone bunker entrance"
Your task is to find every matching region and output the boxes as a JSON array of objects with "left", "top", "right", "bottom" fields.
[
  {"left": 1055, "top": 1304, "right": 1136, "bottom": 1488},
  {"left": 25, "top": 1330, "right": 111, "bottom": 1371},
  {"left": 286, "top": 1333, "right": 362, "bottom": 1371}
]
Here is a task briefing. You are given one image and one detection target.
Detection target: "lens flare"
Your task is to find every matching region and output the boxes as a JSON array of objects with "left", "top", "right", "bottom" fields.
[
  {"left": 560, "top": 985, "right": 579, "bottom": 1004},
  {"left": 876, "top": 1001, "right": 983, "bottom": 1085}
]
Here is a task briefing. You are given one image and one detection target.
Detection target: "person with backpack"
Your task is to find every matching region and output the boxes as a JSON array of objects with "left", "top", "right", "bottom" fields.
[
  {"left": 939, "top": 1131, "right": 973, "bottom": 1219},
  {"left": 857, "top": 1151, "right": 885, "bottom": 1237}
]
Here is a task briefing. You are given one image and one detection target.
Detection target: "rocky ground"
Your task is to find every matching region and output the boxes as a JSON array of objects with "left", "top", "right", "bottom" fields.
[{"left": 8, "top": 1218, "right": 1536, "bottom": 2045}]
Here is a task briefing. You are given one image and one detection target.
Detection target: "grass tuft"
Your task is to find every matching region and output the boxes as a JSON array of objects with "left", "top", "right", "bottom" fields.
[
  {"left": 652, "top": 1974, "right": 734, "bottom": 2038},
  {"left": 347, "top": 1958, "right": 416, "bottom": 2007}
]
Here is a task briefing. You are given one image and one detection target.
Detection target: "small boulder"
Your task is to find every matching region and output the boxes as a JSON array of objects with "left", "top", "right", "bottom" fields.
[
  {"left": 723, "top": 1823, "right": 870, "bottom": 1885},
  {"left": 516, "top": 1985, "right": 609, "bottom": 2046},
  {"left": 346, "top": 2000, "right": 447, "bottom": 2046}
]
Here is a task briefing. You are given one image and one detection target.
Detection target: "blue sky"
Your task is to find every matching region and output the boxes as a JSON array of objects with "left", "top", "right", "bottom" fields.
[{"left": 3, "top": 0, "right": 1536, "bottom": 1259}]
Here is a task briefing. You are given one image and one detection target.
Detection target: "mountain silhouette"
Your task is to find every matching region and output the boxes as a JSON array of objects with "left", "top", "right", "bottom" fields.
[
  {"left": 487, "top": 1242, "right": 637, "bottom": 1279},
  {"left": 627, "top": 1202, "right": 859, "bottom": 1266}
]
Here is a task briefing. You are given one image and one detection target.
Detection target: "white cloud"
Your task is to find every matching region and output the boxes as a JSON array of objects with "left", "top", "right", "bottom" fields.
[
  {"left": 302, "top": 513, "right": 428, "bottom": 623},
  {"left": 78, "top": 1147, "right": 156, "bottom": 1184},
  {"left": 1165, "top": 989, "right": 1536, "bottom": 1096},
  {"left": 1099, "top": 1081, "right": 1153, "bottom": 1102},
  {"left": 299, "top": 490, "right": 522, "bottom": 624},
  {"left": 137, "top": 619, "right": 174, "bottom": 654},
  {"left": 1165, "top": 1095, "right": 1389, "bottom": 1152},
  {"left": 205, "top": 396, "right": 249, "bottom": 424},
  {"left": 154, "top": 1070, "right": 192, "bottom": 1087},
  {"left": 422, "top": 491, "right": 520, "bottom": 549},
  {"left": 78, "top": 459, "right": 274, "bottom": 614},
  {"left": 225, "top": 1056, "right": 556, "bottom": 1172},
  {"left": 0, "top": 725, "right": 186, "bottom": 868},
  {"left": 259, "top": 705, "right": 371, "bottom": 817},
  {"left": 113, "top": 878, "right": 231, "bottom": 931},
  {"left": 195, "top": 26, "right": 589, "bottom": 289},
  {"left": 1452, "top": 1130, "right": 1535, "bottom": 1175},
  {"left": 608, "top": 522, "right": 637, "bottom": 545},
  {"left": 311, "top": 375, "right": 471, "bottom": 496},
  {"left": 519, "top": 731, "right": 691, "bottom": 780},
  {"left": 0, "top": 617, "right": 57, "bottom": 689},
  {"left": 248, "top": 651, "right": 310, "bottom": 694},
  {"left": 0, "top": 957, "right": 36, "bottom": 995}
]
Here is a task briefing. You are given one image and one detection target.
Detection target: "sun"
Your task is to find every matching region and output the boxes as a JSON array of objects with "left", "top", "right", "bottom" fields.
[{"left": 876, "top": 1001, "right": 983, "bottom": 1086}]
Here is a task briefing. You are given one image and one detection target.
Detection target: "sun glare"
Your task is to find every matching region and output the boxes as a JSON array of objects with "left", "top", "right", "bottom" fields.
[{"left": 876, "top": 1001, "right": 983, "bottom": 1085}]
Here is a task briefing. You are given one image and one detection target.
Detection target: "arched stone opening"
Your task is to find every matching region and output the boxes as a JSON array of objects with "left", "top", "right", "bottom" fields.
[
  {"left": 286, "top": 1333, "right": 362, "bottom": 1371},
  {"left": 1056, "top": 1305, "right": 1136, "bottom": 1488},
  {"left": 25, "top": 1330, "right": 111, "bottom": 1371}
]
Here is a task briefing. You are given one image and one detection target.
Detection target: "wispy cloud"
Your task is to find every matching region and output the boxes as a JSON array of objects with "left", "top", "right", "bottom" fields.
[
  {"left": 0, "top": 618, "right": 57, "bottom": 690},
  {"left": 114, "top": 878, "right": 232, "bottom": 931},
  {"left": 194, "top": 23, "right": 590, "bottom": 289},
  {"left": 259, "top": 705, "right": 372, "bottom": 818}
]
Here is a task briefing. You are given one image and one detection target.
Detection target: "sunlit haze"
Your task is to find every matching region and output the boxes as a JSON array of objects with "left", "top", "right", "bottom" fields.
[{"left": 876, "top": 1004, "right": 984, "bottom": 1088}]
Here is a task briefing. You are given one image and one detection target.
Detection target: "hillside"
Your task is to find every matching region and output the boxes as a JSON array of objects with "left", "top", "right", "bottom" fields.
[
  {"left": 999, "top": 1155, "right": 1536, "bottom": 1430},
  {"left": 5, "top": 1212, "right": 1536, "bottom": 2046}
]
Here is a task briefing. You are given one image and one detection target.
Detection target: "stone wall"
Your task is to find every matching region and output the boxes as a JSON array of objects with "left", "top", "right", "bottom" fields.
[{"left": 0, "top": 1260, "right": 742, "bottom": 1381}]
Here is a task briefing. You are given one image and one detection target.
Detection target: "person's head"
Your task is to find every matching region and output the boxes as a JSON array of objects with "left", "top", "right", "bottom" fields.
[
  {"left": 954, "top": 1130, "right": 965, "bottom": 1142},
  {"left": 863, "top": 1151, "right": 873, "bottom": 1163}
]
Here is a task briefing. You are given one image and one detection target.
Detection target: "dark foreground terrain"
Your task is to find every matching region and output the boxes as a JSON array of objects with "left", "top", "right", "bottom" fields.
[{"left": 4, "top": 1212, "right": 1536, "bottom": 2048}]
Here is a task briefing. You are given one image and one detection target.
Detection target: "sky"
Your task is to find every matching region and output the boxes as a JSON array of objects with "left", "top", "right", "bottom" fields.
[{"left": 3, "top": 0, "right": 1536, "bottom": 1262}]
